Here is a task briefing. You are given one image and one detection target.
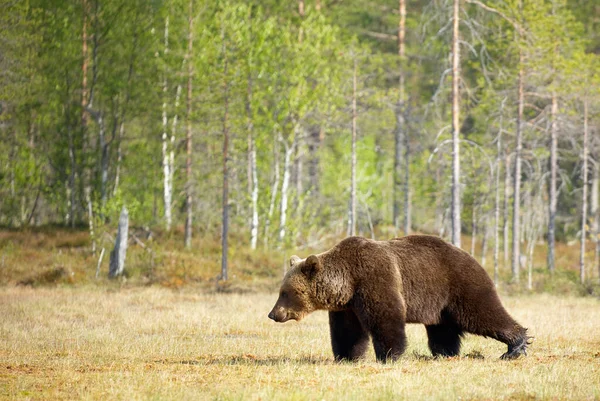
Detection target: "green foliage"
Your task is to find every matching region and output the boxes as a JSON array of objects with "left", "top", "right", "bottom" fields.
[{"left": 1, "top": 0, "right": 599, "bottom": 285}]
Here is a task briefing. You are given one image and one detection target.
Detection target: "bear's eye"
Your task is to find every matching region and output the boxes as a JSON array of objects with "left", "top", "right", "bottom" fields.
[{"left": 281, "top": 291, "right": 288, "bottom": 299}]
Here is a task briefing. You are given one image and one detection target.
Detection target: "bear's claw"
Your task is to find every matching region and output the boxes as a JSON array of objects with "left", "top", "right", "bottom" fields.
[{"left": 500, "top": 335, "right": 533, "bottom": 360}]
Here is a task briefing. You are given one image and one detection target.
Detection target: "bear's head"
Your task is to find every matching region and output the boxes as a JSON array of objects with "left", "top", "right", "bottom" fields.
[{"left": 267, "top": 254, "right": 321, "bottom": 323}]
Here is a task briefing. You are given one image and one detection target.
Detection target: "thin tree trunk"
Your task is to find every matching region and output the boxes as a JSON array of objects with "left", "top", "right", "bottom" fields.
[
  {"left": 109, "top": 207, "right": 129, "bottom": 278},
  {"left": 265, "top": 136, "right": 280, "bottom": 249},
  {"left": 184, "top": 0, "right": 193, "bottom": 249},
  {"left": 98, "top": 111, "right": 108, "bottom": 214},
  {"left": 548, "top": 91, "right": 558, "bottom": 273},
  {"left": 504, "top": 152, "right": 510, "bottom": 265},
  {"left": 250, "top": 135, "right": 259, "bottom": 249},
  {"left": 471, "top": 203, "right": 477, "bottom": 255},
  {"left": 451, "top": 0, "right": 461, "bottom": 247},
  {"left": 435, "top": 165, "right": 444, "bottom": 235},
  {"left": 394, "top": 0, "right": 407, "bottom": 232},
  {"left": 592, "top": 142, "right": 599, "bottom": 278},
  {"left": 161, "top": 16, "right": 172, "bottom": 232},
  {"left": 494, "top": 117, "right": 502, "bottom": 286},
  {"left": 400, "top": 0, "right": 411, "bottom": 234},
  {"left": 67, "top": 106, "right": 76, "bottom": 229},
  {"left": 348, "top": 57, "right": 358, "bottom": 236},
  {"left": 82, "top": 0, "right": 95, "bottom": 253},
  {"left": 512, "top": 33, "right": 524, "bottom": 282},
  {"left": 580, "top": 99, "right": 589, "bottom": 283},
  {"left": 169, "top": 80, "right": 182, "bottom": 215},
  {"left": 246, "top": 41, "right": 259, "bottom": 249},
  {"left": 526, "top": 191, "right": 536, "bottom": 291},
  {"left": 481, "top": 215, "right": 489, "bottom": 267},
  {"left": 221, "top": 27, "right": 229, "bottom": 281},
  {"left": 114, "top": 122, "right": 124, "bottom": 195},
  {"left": 279, "top": 138, "right": 295, "bottom": 246}
]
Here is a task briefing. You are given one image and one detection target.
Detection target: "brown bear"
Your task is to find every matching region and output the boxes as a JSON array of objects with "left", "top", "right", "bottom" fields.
[{"left": 268, "top": 235, "right": 531, "bottom": 362}]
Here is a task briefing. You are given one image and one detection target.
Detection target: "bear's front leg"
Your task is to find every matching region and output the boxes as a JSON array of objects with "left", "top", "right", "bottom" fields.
[
  {"left": 329, "top": 310, "right": 370, "bottom": 361},
  {"left": 354, "top": 291, "right": 407, "bottom": 363}
]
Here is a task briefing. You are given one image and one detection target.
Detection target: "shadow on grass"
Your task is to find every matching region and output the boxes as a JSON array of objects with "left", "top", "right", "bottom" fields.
[
  {"left": 154, "top": 354, "right": 334, "bottom": 366},
  {"left": 156, "top": 350, "right": 489, "bottom": 367}
]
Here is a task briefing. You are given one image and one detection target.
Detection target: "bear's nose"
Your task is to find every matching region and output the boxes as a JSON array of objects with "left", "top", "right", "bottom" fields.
[{"left": 268, "top": 311, "right": 276, "bottom": 321}]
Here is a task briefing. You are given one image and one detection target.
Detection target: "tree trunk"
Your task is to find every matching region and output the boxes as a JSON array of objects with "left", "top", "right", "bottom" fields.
[
  {"left": 400, "top": 0, "right": 411, "bottom": 235},
  {"left": 184, "top": 0, "right": 193, "bottom": 249},
  {"left": 471, "top": 204, "right": 477, "bottom": 255},
  {"left": 250, "top": 135, "right": 259, "bottom": 249},
  {"left": 451, "top": 0, "right": 461, "bottom": 247},
  {"left": 548, "top": 91, "right": 558, "bottom": 273},
  {"left": 279, "top": 138, "right": 295, "bottom": 246},
  {"left": 109, "top": 207, "right": 129, "bottom": 278},
  {"left": 349, "top": 56, "right": 358, "bottom": 237},
  {"left": 307, "top": 128, "right": 321, "bottom": 193},
  {"left": 503, "top": 152, "right": 510, "bottom": 265},
  {"left": 512, "top": 37, "right": 524, "bottom": 283},
  {"left": 161, "top": 16, "right": 172, "bottom": 232},
  {"left": 592, "top": 139, "right": 599, "bottom": 279},
  {"left": 221, "top": 27, "right": 229, "bottom": 281},
  {"left": 481, "top": 215, "right": 489, "bottom": 267},
  {"left": 493, "top": 116, "right": 502, "bottom": 286},
  {"left": 98, "top": 111, "right": 108, "bottom": 215},
  {"left": 82, "top": 0, "right": 95, "bottom": 253},
  {"left": 169, "top": 80, "right": 182, "bottom": 219},
  {"left": 580, "top": 99, "right": 588, "bottom": 283},
  {"left": 394, "top": 0, "right": 407, "bottom": 233},
  {"left": 265, "top": 136, "right": 280, "bottom": 249},
  {"left": 246, "top": 57, "right": 259, "bottom": 249},
  {"left": 67, "top": 109, "right": 76, "bottom": 229}
]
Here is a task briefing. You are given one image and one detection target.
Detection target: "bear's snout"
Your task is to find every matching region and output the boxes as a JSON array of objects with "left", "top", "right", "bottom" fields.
[{"left": 268, "top": 307, "right": 288, "bottom": 323}]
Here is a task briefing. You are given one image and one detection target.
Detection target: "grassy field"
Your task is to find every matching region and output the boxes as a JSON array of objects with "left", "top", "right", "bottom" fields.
[{"left": 2, "top": 286, "right": 600, "bottom": 400}]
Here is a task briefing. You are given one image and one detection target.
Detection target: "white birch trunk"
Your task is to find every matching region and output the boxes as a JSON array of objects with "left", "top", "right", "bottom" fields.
[
  {"left": 250, "top": 136, "right": 259, "bottom": 249},
  {"left": 504, "top": 153, "right": 510, "bottom": 265},
  {"left": 279, "top": 139, "right": 294, "bottom": 245},
  {"left": 349, "top": 57, "right": 358, "bottom": 237},
  {"left": 170, "top": 82, "right": 182, "bottom": 198},
  {"left": 494, "top": 118, "right": 502, "bottom": 286},
  {"left": 471, "top": 205, "right": 477, "bottom": 255},
  {"left": 184, "top": 0, "right": 194, "bottom": 249},
  {"left": 451, "top": 0, "right": 461, "bottom": 248},
  {"left": 109, "top": 207, "right": 129, "bottom": 278},
  {"left": 512, "top": 35, "right": 524, "bottom": 282},
  {"left": 548, "top": 91, "right": 558, "bottom": 273},
  {"left": 580, "top": 99, "right": 588, "bottom": 283},
  {"left": 481, "top": 215, "right": 489, "bottom": 267},
  {"left": 265, "top": 137, "right": 280, "bottom": 249},
  {"left": 161, "top": 16, "right": 172, "bottom": 232},
  {"left": 592, "top": 144, "right": 599, "bottom": 278}
]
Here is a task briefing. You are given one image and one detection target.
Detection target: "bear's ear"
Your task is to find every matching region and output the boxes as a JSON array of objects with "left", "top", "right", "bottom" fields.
[
  {"left": 301, "top": 255, "right": 321, "bottom": 278},
  {"left": 289, "top": 255, "right": 302, "bottom": 267}
]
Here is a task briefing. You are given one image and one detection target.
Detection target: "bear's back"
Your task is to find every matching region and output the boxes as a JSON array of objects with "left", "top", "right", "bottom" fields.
[{"left": 386, "top": 235, "right": 495, "bottom": 324}]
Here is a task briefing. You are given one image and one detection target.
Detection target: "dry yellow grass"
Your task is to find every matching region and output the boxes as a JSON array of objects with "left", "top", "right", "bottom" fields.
[{"left": 1, "top": 287, "right": 599, "bottom": 400}]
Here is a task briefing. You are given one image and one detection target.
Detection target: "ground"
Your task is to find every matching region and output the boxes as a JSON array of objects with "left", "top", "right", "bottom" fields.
[{"left": 1, "top": 286, "right": 599, "bottom": 400}]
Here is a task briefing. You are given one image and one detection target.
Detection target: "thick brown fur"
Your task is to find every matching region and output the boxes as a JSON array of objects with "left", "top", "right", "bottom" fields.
[{"left": 268, "top": 235, "right": 531, "bottom": 363}]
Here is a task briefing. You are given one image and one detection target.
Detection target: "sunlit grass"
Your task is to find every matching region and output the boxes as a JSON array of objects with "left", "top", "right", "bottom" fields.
[{"left": 1, "top": 287, "right": 599, "bottom": 400}]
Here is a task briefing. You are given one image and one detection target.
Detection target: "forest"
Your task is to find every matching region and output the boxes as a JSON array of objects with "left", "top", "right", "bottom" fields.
[{"left": 1, "top": 0, "right": 600, "bottom": 289}]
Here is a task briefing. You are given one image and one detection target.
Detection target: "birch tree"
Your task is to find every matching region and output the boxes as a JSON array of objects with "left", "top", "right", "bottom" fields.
[
  {"left": 184, "top": 0, "right": 194, "bottom": 248},
  {"left": 349, "top": 55, "right": 358, "bottom": 237},
  {"left": 451, "top": 0, "right": 462, "bottom": 247}
]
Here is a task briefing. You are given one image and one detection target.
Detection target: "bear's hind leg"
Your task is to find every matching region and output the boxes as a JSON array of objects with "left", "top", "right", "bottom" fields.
[
  {"left": 453, "top": 295, "right": 531, "bottom": 359},
  {"left": 329, "top": 310, "right": 370, "bottom": 361},
  {"left": 426, "top": 321, "right": 463, "bottom": 357}
]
